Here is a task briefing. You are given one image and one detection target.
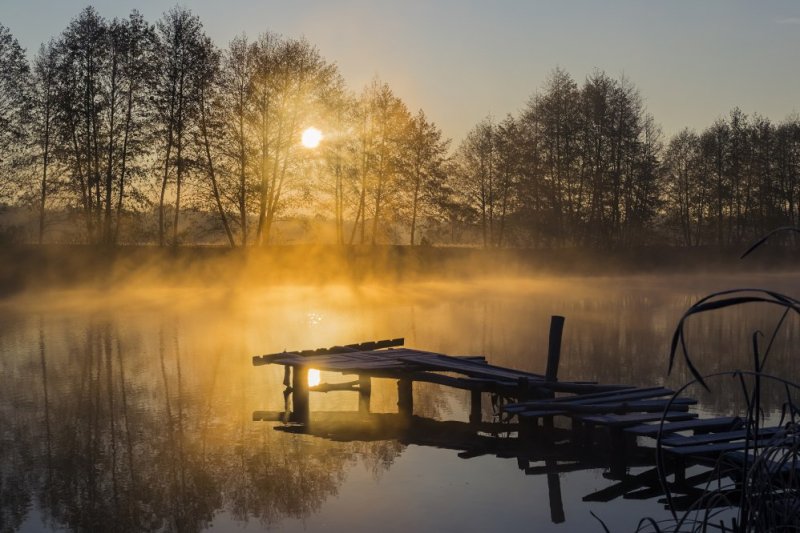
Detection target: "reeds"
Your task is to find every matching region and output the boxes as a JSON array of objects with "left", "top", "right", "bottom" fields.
[{"left": 599, "top": 228, "right": 800, "bottom": 532}]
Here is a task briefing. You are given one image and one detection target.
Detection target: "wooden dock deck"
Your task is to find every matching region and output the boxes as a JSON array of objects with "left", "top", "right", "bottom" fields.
[{"left": 252, "top": 328, "right": 800, "bottom": 523}]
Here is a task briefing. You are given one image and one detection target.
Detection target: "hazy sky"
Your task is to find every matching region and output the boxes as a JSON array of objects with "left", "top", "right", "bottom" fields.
[{"left": 3, "top": 1, "right": 800, "bottom": 143}]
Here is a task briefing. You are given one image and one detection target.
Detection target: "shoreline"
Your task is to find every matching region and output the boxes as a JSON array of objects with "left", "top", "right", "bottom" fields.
[{"left": 0, "top": 243, "right": 797, "bottom": 296}]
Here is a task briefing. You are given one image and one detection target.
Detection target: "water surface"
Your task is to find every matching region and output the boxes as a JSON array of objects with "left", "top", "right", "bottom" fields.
[{"left": 2, "top": 273, "right": 799, "bottom": 532}]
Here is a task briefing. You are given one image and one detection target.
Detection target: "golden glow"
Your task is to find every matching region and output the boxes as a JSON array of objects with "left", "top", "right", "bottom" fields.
[
  {"left": 308, "top": 368, "right": 321, "bottom": 387},
  {"left": 301, "top": 127, "right": 323, "bottom": 148}
]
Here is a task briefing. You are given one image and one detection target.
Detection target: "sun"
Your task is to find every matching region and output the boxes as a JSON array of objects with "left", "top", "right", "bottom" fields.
[
  {"left": 308, "top": 368, "right": 321, "bottom": 387},
  {"left": 301, "top": 127, "right": 322, "bottom": 148}
]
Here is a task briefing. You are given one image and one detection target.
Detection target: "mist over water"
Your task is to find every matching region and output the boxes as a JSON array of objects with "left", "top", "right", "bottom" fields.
[{"left": 1, "top": 272, "right": 799, "bottom": 531}]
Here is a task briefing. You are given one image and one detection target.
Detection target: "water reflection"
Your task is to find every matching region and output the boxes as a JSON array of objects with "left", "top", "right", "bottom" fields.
[{"left": 0, "top": 273, "right": 798, "bottom": 531}]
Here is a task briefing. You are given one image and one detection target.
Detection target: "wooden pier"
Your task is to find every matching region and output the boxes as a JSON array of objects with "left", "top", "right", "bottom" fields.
[{"left": 252, "top": 321, "right": 800, "bottom": 523}]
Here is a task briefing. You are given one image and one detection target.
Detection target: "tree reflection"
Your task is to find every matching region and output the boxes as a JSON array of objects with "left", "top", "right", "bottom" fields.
[{"left": 0, "top": 312, "right": 419, "bottom": 532}]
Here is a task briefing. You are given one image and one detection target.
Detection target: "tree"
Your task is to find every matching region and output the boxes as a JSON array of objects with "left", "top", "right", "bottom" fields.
[
  {"left": 519, "top": 67, "right": 582, "bottom": 245},
  {"left": 54, "top": 7, "right": 109, "bottom": 242},
  {"left": 452, "top": 118, "right": 498, "bottom": 247},
  {"left": 0, "top": 23, "right": 30, "bottom": 203},
  {"left": 400, "top": 109, "right": 449, "bottom": 245},
  {"left": 249, "top": 35, "right": 340, "bottom": 245},
  {"left": 774, "top": 117, "right": 800, "bottom": 228},
  {"left": 347, "top": 79, "right": 410, "bottom": 245},
  {"left": 154, "top": 7, "right": 206, "bottom": 246},
  {"left": 217, "top": 35, "right": 255, "bottom": 245},
  {"left": 193, "top": 35, "right": 236, "bottom": 247},
  {"left": 31, "top": 42, "right": 58, "bottom": 243},
  {"left": 106, "top": 11, "right": 158, "bottom": 244},
  {"left": 663, "top": 129, "right": 702, "bottom": 246}
]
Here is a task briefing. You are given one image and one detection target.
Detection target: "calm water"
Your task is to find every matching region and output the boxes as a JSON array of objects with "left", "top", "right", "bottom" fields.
[{"left": 1, "top": 273, "right": 799, "bottom": 532}]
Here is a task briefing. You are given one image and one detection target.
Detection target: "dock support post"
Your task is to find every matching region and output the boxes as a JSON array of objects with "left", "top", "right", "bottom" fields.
[
  {"left": 546, "top": 458, "right": 566, "bottom": 524},
  {"left": 546, "top": 315, "right": 565, "bottom": 383},
  {"left": 291, "top": 366, "right": 309, "bottom": 423},
  {"left": 397, "top": 378, "right": 413, "bottom": 416},
  {"left": 470, "top": 390, "right": 482, "bottom": 424},
  {"left": 358, "top": 375, "right": 371, "bottom": 413},
  {"left": 543, "top": 315, "right": 565, "bottom": 428}
]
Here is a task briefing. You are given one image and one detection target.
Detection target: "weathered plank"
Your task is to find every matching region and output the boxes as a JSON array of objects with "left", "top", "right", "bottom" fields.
[
  {"left": 579, "top": 412, "right": 698, "bottom": 428},
  {"left": 388, "top": 351, "right": 547, "bottom": 380},
  {"left": 624, "top": 417, "right": 743, "bottom": 437},
  {"left": 454, "top": 355, "right": 488, "bottom": 363},
  {"left": 252, "top": 338, "right": 405, "bottom": 365},
  {"left": 504, "top": 387, "right": 676, "bottom": 413},
  {"left": 665, "top": 435, "right": 797, "bottom": 457},
  {"left": 660, "top": 426, "right": 784, "bottom": 447},
  {"left": 722, "top": 450, "right": 800, "bottom": 476},
  {"left": 517, "top": 399, "right": 695, "bottom": 419}
]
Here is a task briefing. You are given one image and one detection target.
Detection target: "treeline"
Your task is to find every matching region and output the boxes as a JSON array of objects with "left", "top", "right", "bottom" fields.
[
  {"left": 0, "top": 7, "right": 449, "bottom": 247},
  {"left": 0, "top": 8, "right": 798, "bottom": 248},
  {"left": 452, "top": 69, "right": 800, "bottom": 248}
]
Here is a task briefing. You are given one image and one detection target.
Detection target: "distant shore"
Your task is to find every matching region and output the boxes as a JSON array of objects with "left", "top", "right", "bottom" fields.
[{"left": 0, "top": 243, "right": 797, "bottom": 296}]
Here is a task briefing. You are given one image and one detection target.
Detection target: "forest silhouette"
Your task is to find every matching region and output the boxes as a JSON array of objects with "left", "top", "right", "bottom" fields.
[{"left": 1, "top": 7, "right": 799, "bottom": 251}]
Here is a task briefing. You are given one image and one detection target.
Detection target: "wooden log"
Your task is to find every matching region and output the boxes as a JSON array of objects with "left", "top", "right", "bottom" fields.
[{"left": 546, "top": 316, "right": 565, "bottom": 382}]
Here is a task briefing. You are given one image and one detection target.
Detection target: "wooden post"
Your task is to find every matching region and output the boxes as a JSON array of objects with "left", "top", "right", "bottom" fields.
[
  {"left": 469, "top": 390, "right": 482, "bottom": 424},
  {"left": 519, "top": 416, "right": 538, "bottom": 441},
  {"left": 609, "top": 428, "right": 628, "bottom": 477},
  {"left": 291, "top": 365, "right": 309, "bottom": 423},
  {"left": 358, "top": 374, "right": 371, "bottom": 413},
  {"left": 546, "top": 458, "right": 566, "bottom": 524},
  {"left": 546, "top": 315, "right": 565, "bottom": 382},
  {"left": 397, "top": 378, "right": 413, "bottom": 416}
]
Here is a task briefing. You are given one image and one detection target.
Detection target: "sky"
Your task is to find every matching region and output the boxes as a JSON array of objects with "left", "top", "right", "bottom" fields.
[{"left": 3, "top": 1, "right": 800, "bottom": 143}]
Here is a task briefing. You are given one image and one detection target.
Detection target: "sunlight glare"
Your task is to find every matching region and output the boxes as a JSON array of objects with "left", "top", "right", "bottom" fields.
[
  {"left": 301, "top": 127, "right": 323, "bottom": 148},
  {"left": 308, "top": 368, "right": 321, "bottom": 387}
]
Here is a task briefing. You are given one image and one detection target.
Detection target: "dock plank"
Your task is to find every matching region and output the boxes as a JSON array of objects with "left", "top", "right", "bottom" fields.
[
  {"left": 625, "top": 417, "right": 743, "bottom": 437},
  {"left": 579, "top": 412, "right": 698, "bottom": 428},
  {"left": 665, "top": 435, "right": 798, "bottom": 457},
  {"left": 504, "top": 388, "right": 677, "bottom": 413},
  {"left": 661, "top": 426, "right": 785, "bottom": 447},
  {"left": 517, "top": 399, "right": 695, "bottom": 418}
]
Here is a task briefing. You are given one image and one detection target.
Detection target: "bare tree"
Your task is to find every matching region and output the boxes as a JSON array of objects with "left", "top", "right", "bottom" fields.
[
  {"left": 31, "top": 42, "right": 58, "bottom": 243},
  {"left": 0, "top": 23, "right": 30, "bottom": 204},
  {"left": 250, "top": 36, "right": 340, "bottom": 245},
  {"left": 401, "top": 109, "right": 450, "bottom": 245},
  {"left": 154, "top": 7, "right": 205, "bottom": 246},
  {"left": 194, "top": 36, "right": 236, "bottom": 247}
]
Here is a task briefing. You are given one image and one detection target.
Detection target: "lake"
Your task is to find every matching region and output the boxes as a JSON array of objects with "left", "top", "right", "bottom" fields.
[{"left": 1, "top": 272, "right": 798, "bottom": 532}]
